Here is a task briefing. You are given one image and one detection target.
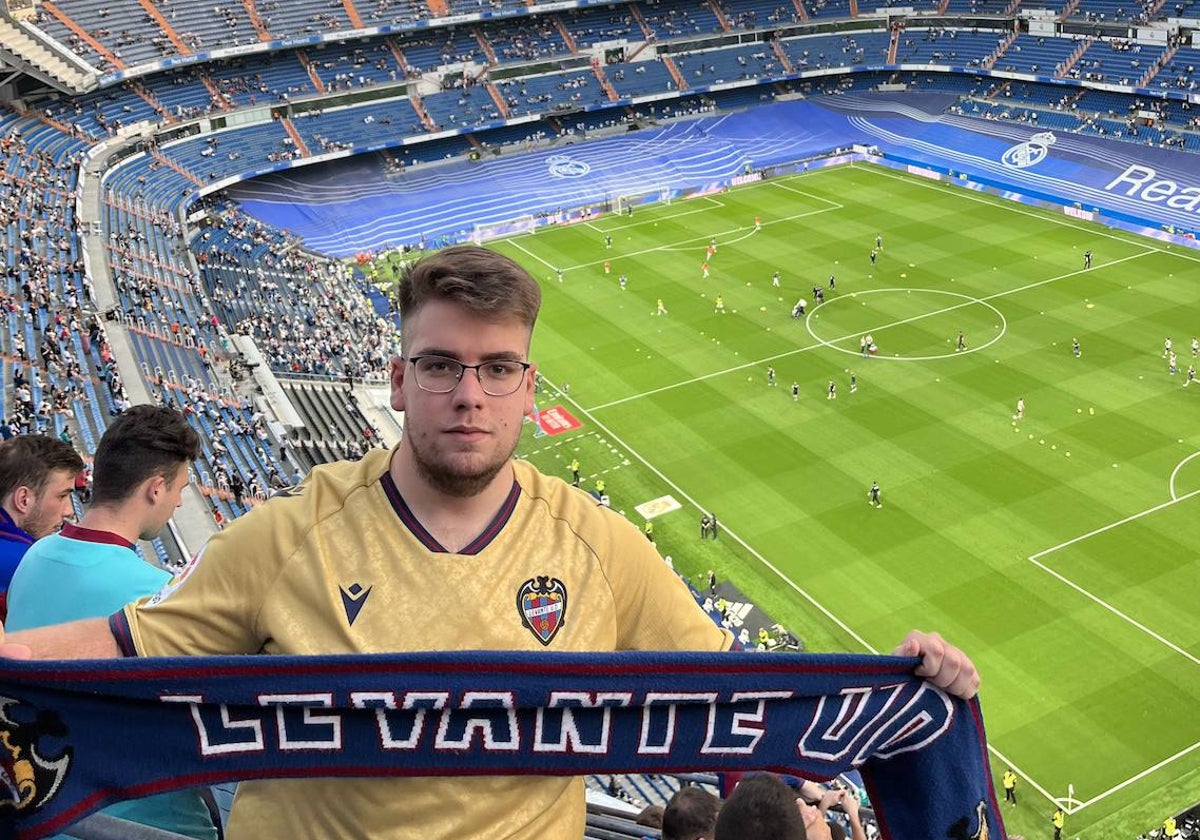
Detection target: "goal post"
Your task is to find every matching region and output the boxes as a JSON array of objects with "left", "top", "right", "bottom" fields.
[
  {"left": 615, "top": 186, "right": 672, "bottom": 215},
  {"left": 472, "top": 214, "right": 536, "bottom": 244}
]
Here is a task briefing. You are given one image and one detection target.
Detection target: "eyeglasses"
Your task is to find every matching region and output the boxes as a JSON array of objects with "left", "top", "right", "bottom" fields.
[{"left": 406, "top": 355, "right": 531, "bottom": 396}]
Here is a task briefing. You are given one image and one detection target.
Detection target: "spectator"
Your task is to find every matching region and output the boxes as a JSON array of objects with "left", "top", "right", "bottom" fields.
[
  {"left": 663, "top": 786, "right": 722, "bottom": 840},
  {"left": 714, "top": 773, "right": 804, "bottom": 840},
  {"left": 0, "top": 435, "right": 83, "bottom": 616},
  {"left": 1, "top": 247, "right": 980, "bottom": 839},
  {"left": 6, "top": 406, "right": 213, "bottom": 838}
]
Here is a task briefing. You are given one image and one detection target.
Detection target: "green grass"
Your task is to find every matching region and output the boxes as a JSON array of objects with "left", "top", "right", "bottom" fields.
[{"left": 465, "top": 163, "right": 1199, "bottom": 838}]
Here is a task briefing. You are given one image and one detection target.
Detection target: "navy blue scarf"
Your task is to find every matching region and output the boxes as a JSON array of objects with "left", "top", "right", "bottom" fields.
[{"left": 0, "top": 651, "right": 1005, "bottom": 839}]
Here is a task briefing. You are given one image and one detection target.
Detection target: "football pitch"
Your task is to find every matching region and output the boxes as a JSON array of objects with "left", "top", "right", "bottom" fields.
[{"left": 490, "top": 163, "right": 1200, "bottom": 837}]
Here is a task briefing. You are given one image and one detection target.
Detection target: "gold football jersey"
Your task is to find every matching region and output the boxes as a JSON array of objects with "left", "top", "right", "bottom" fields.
[{"left": 122, "top": 447, "right": 732, "bottom": 840}]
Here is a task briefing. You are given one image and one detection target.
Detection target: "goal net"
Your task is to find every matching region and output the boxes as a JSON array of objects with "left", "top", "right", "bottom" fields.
[
  {"left": 615, "top": 186, "right": 672, "bottom": 215},
  {"left": 472, "top": 214, "right": 536, "bottom": 244}
]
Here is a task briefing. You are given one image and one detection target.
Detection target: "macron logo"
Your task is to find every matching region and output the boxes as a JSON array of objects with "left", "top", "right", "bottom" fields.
[{"left": 339, "top": 583, "right": 372, "bottom": 626}]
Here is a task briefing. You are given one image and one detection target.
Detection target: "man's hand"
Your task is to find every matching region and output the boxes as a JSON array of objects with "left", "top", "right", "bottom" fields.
[
  {"left": 0, "top": 623, "right": 32, "bottom": 659},
  {"left": 893, "top": 630, "right": 980, "bottom": 700}
]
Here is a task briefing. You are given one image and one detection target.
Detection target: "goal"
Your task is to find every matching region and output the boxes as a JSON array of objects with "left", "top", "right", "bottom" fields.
[
  {"left": 472, "top": 214, "right": 536, "bottom": 244},
  {"left": 614, "top": 186, "right": 672, "bottom": 215}
]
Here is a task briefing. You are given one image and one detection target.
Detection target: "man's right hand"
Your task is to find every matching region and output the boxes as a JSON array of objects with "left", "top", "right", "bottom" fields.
[{"left": 0, "top": 622, "right": 31, "bottom": 659}]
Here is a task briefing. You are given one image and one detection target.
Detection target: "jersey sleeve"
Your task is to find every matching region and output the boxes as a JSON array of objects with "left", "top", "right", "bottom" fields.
[
  {"left": 603, "top": 511, "right": 734, "bottom": 653},
  {"left": 117, "top": 503, "right": 292, "bottom": 657}
]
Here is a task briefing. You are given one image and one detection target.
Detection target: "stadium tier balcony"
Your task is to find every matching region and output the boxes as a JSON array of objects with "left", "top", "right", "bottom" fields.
[
  {"left": 802, "top": 0, "right": 853, "bottom": 20},
  {"left": 1071, "top": 39, "right": 1165, "bottom": 86},
  {"left": 202, "top": 53, "right": 316, "bottom": 107},
  {"left": 674, "top": 44, "right": 787, "bottom": 86},
  {"left": 444, "top": 0, "right": 530, "bottom": 16},
  {"left": 1069, "top": 0, "right": 1153, "bottom": 23},
  {"left": 152, "top": 0, "right": 260, "bottom": 54},
  {"left": 395, "top": 28, "right": 485, "bottom": 76},
  {"left": 486, "top": 18, "right": 574, "bottom": 64},
  {"left": 302, "top": 40, "right": 407, "bottom": 90},
  {"left": 422, "top": 84, "right": 509, "bottom": 129},
  {"left": 895, "top": 28, "right": 1005, "bottom": 68},
  {"left": 360, "top": 0, "right": 434, "bottom": 27},
  {"left": 1154, "top": 46, "right": 1200, "bottom": 92},
  {"left": 1017, "top": 0, "right": 1073, "bottom": 15},
  {"left": 719, "top": 0, "right": 805, "bottom": 32},
  {"left": 992, "top": 79, "right": 1081, "bottom": 107},
  {"left": 941, "top": 0, "right": 1011, "bottom": 13},
  {"left": 561, "top": 6, "right": 644, "bottom": 48},
  {"left": 148, "top": 68, "right": 222, "bottom": 120},
  {"left": 990, "top": 33, "right": 1077, "bottom": 75},
  {"left": 292, "top": 99, "right": 427, "bottom": 151},
  {"left": 30, "top": 0, "right": 168, "bottom": 70},
  {"left": 257, "top": 0, "right": 354, "bottom": 41},
  {"left": 778, "top": 31, "right": 893, "bottom": 71},
  {"left": 45, "top": 85, "right": 162, "bottom": 139},
  {"left": 495, "top": 70, "right": 610, "bottom": 119},
  {"left": 638, "top": 0, "right": 724, "bottom": 40},
  {"left": 604, "top": 59, "right": 677, "bottom": 98}
]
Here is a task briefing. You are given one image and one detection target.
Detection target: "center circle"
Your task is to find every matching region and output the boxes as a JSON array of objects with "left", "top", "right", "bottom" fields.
[{"left": 804, "top": 287, "right": 1007, "bottom": 361}]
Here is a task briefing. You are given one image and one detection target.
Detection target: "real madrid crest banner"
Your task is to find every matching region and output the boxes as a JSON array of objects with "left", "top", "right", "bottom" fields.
[{"left": 0, "top": 651, "right": 1005, "bottom": 840}]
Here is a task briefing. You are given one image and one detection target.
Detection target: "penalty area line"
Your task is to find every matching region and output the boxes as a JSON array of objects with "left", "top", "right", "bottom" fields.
[{"left": 1028, "top": 487, "right": 1200, "bottom": 669}]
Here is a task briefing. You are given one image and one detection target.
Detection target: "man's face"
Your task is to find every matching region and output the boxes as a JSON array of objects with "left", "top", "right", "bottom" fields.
[
  {"left": 20, "top": 469, "right": 78, "bottom": 538},
  {"left": 391, "top": 300, "right": 535, "bottom": 498},
  {"left": 140, "top": 465, "right": 190, "bottom": 541}
]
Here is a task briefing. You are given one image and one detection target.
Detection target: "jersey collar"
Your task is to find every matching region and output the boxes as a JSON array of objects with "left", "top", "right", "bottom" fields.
[{"left": 379, "top": 471, "right": 521, "bottom": 555}]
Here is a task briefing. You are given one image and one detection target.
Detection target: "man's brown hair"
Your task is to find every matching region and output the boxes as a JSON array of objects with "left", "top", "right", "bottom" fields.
[
  {"left": 663, "top": 786, "right": 722, "bottom": 840},
  {"left": 396, "top": 245, "right": 542, "bottom": 353},
  {"left": 0, "top": 435, "right": 83, "bottom": 502}
]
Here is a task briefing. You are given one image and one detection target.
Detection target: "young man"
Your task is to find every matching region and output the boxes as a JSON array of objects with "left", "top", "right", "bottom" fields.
[
  {"left": 0, "top": 435, "right": 83, "bottom": 611},
  {"left": 772, "top": 271, "right": 781, "bottom": 288},
  {"left": 714, "top": 774, "right": 804, "bottom": 840},
  {"left": 663, "top": 786, "right": 720, "bottom": 840},
  {"left": 791, "top": 381, "right": 800, "bottom": 402},
  {"left": 1, "top": 247, "right": 980, "bottom": 840},
  {"left": 1192, "top": 336, "right": 1198, "bottom": 358},
  {"left": 767, "top": 365, "right": 776, "bottom": 387},
  {"left": 714, "top": 294, "right": 725, "bottom": 314},
  {"left": 569, "top": 457, "right": 580, "bottom": 487},
  {"left": 869, "top": 249, "right": 878, "bottom": 266},
  {"left": 1083, "top": 250, "right": 1092, "bottom": 269},
  {"left": 828, "top": 274, "right": 836, "bottom": 290},
  {"left": 1014, "top": 397, "right": 1025, "bottom": 420},
  {"left": 869, "top": 481, "right": 882, "bottom": 508},
  {"left": 792, "top": 298, "right": 806, "bottom": 318},
  {"left": 956, "top": 331, "right": 966, "bottom": 352},
  {"left": 1186, "top": 365, "right": 1196, "bottom": 387},
  {"left": 827, "top": 380, "right": 837, "bottom": 400},
  {"left": 1164, "top": 336, "right": 1172, "bottom": 358},
  {"left": 618, "top": 274, "right": 628, "bottom": 291},
  {"left": 849, "top": 371, "right": 857, "bottom": 394},
  {"left": 6, "top": 406, "right": 213, "bottom": 839},
  {"left": 1072, "top": 337, "right": 1081, "bottom": 358},
  {"left": 701, "top": 261, "right": 710, "bottom": 279},
  {"left": 657, "top": 298, "right": 668, "bottom": 316}
]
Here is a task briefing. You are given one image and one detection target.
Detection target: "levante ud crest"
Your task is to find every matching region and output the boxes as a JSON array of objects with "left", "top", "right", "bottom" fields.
[
  {"left": 0, "top": 696, "right": 72, "bottom": 815},
  {"left": 517, "top": 576, "right": 567, "bottom": 646}
]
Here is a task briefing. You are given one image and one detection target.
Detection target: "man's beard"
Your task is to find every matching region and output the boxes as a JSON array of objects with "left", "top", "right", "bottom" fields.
[{"left": 410, "top": 441, "right": 510, "bottom": 498}]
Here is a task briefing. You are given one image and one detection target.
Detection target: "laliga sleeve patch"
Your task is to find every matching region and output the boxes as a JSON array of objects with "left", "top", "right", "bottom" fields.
[{"left": 146, "top": 546, "right": 207, "bottom": 607}]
